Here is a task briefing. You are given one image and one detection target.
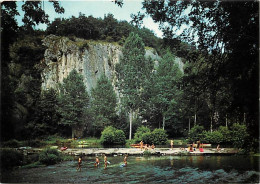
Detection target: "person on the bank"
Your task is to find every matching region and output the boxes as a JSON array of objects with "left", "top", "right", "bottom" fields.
[
  {"left": 140, "top": 140, "right": 144, "bottom": 150},
  {"left": 217, "top": 144, "right": 220, "bottom": 151},
  {"left": 170, "top": 140, "right": 174, "bottom": 150}
]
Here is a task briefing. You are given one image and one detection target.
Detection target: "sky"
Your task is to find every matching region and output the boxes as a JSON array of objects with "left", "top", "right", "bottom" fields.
[{"left": 16, "top": 0, "right": 163, "bottom": 38}]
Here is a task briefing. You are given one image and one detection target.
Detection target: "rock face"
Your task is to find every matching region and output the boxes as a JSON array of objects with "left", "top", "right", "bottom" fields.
[{"left": 41, "top": 35, "right": 161, "bottom": 93}]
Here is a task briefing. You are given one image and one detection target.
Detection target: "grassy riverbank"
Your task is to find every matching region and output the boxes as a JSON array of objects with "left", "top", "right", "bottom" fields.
[{"left": 1, "top": 136, "right": 189, "bottom": 149}]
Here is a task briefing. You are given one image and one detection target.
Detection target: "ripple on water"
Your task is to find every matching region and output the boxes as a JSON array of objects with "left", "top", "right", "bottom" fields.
[{"left": 2, "top": 156, "right": 259, "bottom": 183}]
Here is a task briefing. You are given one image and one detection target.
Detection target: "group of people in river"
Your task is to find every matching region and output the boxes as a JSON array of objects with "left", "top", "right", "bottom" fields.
[{"left": 76, "top": 154, "right": 128, "bottom": 171}]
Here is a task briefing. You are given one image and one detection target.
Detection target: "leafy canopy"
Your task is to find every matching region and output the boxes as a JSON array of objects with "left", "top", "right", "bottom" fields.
[{"left": 58, "top": 69, "right": 90, "bottom": 127}]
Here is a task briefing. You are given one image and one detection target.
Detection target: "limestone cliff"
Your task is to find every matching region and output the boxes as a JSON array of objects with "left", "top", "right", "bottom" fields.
[{"left": 41, "top": 35, "right": 161, "bottom": 92}]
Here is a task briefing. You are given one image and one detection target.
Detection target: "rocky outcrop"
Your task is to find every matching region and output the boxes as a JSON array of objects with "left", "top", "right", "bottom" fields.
[{"left": 41, "top": 35, "right": 161, "bottom": 93}]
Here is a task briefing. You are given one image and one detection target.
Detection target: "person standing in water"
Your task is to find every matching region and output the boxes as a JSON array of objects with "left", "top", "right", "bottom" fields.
[
  {"left": 77, "top": 156, "right": 82, "bottom": 172},
  {"left": 123, "top": 154, "right": 128, "bottom": 166},
  {"left": 95, "top": 156, "right": 100, "bottom": 167},
  {"left": 104, "top": 154, "right": 108, "bottom": 169}
]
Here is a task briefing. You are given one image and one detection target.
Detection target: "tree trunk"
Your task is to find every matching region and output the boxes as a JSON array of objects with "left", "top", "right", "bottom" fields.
[
  {"left": 194, "top": 112, "right": 197, "bottom": 126},
  {"left": 162, "top": 115, "right": 165, "bottom": 130},
  {"left": 189, "top": 118, "right": 191, "bottom": 132},
  {"left": 225, "top": 114, "right": 228, "bottom": 127},
  {"left": 72, "top": 124, "right": 84, "bottom": 139},
  {"left": 210, "top": 115, "right": 213, "bottom": 133},
  {"left": 72, "top": 125, "right": 75, "bottom": 139},
  {"left": 129, "top": 110, "right": 132, "bottom": 140}
]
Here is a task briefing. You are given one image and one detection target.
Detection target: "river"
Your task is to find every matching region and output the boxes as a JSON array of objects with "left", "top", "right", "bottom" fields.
[{"left": 1, "top": 155, "right": 259, "bottom": 183}]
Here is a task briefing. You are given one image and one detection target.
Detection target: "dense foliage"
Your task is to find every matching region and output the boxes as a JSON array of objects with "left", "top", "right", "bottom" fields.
[
  {"left": 134, "top": 126, "right": 151, "bottom": 143},
  {"left": 140, "top": 0, "right": 258, "bottom": 143},
  {"left": 188, "top": 125, "right": 205, "bottom": 143},
  {"left": 100, "top": 126, "right": 126, "bottom": 145},
  {"left": 141, "top": 50, "right": 183, "bottom": 133},
  {"left": 90, "top": 74, "right": 117, "bottom": 136},
  {"left": 26, "top": 88, "right": 60, "bottom": 137},
  {"left": 46, "top": 13, "right": 160, "bottom": 50},
  {"left": 1, "top": 36, "right": 45, "bottom": 140},
  {"left": 0, "top": 149, "right": 23, "bottom": 170},
  {"left": 115, "top": 32, "right": 150, "bottom": 139},
  {"left": 39, "top": 148, "right": 62, "bottom": 165},
  {"left": 57, "top": 69, "right": 91, "bottom": 138},
  {"left": 188, "top": 124, "right": 248, "bottom": 148},
  {"left": 134, "top": 126, "right": 168, "bottom": 145},
  {"left": 1, "top": 1, "right": 257, "bottom": 153}
]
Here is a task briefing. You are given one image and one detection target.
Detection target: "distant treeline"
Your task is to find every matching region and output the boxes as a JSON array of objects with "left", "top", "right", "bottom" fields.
[
  {"left": 45, "top": 13, "right": 197, "bottom": 61},
  {"left": 46, "top": 13, "right": 159, "bottom": 48}
]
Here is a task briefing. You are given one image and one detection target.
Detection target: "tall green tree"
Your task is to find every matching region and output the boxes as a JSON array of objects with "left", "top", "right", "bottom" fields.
[
  {"left": 57, "top": 69, "right": 90, "bottom": 138},
  {"left": 26, "top": 88, "right": 59, "bottom": 137},
  {"left": 141, "top": 50, "right": 183, "bottom": 131},
  {"left": 1, "top": 0, "right": 64, "bottom": 141},
  {"left": 116, "top": 32, "right": 147, "bottom": 140},
  {"left": 91, "top": 74, "right": 117, "bottom": 136},
  {"left": 141, "top": 1, "right": 258, "bottom": 138},
  {"left": 1, "top": 0, "right": 64, "bottom": 63}
]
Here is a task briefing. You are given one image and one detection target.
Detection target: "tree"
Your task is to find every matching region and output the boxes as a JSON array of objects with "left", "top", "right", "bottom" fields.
[
  {"left": 141, "top": 50, "right": 182, "bottom": 131},
  {"left": 57, "top": 69, "right": 90, "bottom": 138},
  {"left": 91, "top": 74, "right": 117, "bottom": 136},
  {"left": 26, "top": 88, "right": 59, "bottom": 138},
  {"left": 141, "top": 1, "right": 258, "bottom": 139},
  {"left": 116, "top": 32, "right": 147, "bottom": 140},
  {"left": 1, "top": 0, "right": 64, "bottom": 141},
  {"left": 1, "top": 0, "right": 64, "bottom": 62}
]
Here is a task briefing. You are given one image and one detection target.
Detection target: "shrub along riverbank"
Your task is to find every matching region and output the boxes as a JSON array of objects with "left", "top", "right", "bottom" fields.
[{"left": 0, "top": 123, "right": 257, "bottom": 171}]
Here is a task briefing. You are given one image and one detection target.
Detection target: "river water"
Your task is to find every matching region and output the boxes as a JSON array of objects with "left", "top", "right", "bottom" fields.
[{"left": 1, "top": 155, "right": 259, "bottom": 183}]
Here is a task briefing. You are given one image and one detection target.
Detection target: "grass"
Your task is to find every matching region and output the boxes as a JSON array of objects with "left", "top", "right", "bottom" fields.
[
  {"left": 171, "top": 139, "right": 188, "bottom": 146},
  {"left": 85, "top": 137, "right": 102, "bottom": 147},
  {"left": 125, "top": 139, "right": 136, "bottom": 148},
  {"left": 2, "top": 137, "right": 189, "bottom": 149}
]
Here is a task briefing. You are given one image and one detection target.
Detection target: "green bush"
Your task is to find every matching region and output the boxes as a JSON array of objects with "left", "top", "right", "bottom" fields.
[
  {"left": 114, "top": 130, "right": 126, "bottom": 145},
  {"left": 39, "top": 148, "right": 62, "bottom": 165},
  {"left": 218, "top": 126, "right": 232, "bottom": 143},
  {"left": 201, "top": 130, "right": 223, "bottom": 144},
  {"left": 0, "top": 149, "right": 23, "bottom": 170},
  {"left": 26, "top": 139, "right": 45, "bottom": 147},
  {"left": 151, "top": 128, "right": 168, "bottom": 145},
  {"left": 134, "top": 126, "right": 151, "bottom": 143},
  {"left": 188, "top": 125, "right": 205, "bottom": 142},
  {"left": 100, "top": 126, "right": 126, "bottom": 145},
  {"left": 3, "top": 139, "right": 21, "bottom": 148},
  {"left": 133, "top": 126, "right": 168, "bottom": 145},
  {"left": 143, "top": 150, "right": 152, "bottom": 156},
  {"left": 100, "top": 126, "right": 116, "bottom": 145},
  {"left": 142, "top": 132, "right": 153, "bottom": 144},
  {"left": 230, "top": 123, "right": 249, "bottom": 148}
]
